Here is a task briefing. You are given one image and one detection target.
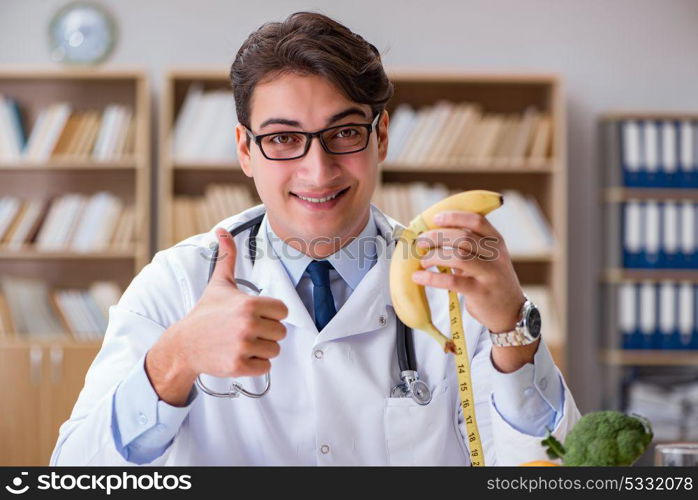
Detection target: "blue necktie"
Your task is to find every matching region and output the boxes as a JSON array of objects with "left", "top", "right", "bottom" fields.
[{"left": 306, "top": 260, "right": 337, "bottom": 331}]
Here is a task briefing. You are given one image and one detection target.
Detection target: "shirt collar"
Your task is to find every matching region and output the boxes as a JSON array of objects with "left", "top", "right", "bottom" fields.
[{"left": 265, "top": 210, "right": 378, "bottom": 290}]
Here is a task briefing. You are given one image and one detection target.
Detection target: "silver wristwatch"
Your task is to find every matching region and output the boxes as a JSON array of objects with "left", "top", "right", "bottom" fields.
[{"left": 488, "top": 297, "right": 542, "bottom": 347}]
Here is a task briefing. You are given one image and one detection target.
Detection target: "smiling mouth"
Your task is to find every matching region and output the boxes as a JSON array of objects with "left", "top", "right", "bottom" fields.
[{"left": 291, "top": 187, "right": 350, "bottom": 203}]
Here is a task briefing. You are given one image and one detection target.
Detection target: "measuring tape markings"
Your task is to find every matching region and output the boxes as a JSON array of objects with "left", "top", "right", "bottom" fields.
[
  {"left": 408, "top": 216, "right": 484, "bottom": 466},
  {"left": 443, "top": 271, "right": 484, "bottom": 466}
]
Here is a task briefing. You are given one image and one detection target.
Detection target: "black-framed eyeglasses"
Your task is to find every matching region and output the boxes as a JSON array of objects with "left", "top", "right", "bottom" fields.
[{"left": 245, "top": 112, "right": 381, "bottom": 161}]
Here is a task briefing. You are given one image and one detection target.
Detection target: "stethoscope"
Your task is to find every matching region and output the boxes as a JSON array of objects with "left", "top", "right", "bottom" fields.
[{"left": 194, "top": 211, "right": 432, "bottom": 405}]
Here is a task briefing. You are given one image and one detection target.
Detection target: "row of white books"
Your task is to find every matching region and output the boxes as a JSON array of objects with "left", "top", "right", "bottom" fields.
[
  {"left": 173, "top": 84, "right": 238, "bottom": 162},
  {"left": 0, "top": 97, "right": 135, "bottom": 163},
  {"left": 620, "top": 119, "right": 698, "bottom": 187},
  {"left": 0, "top": 277, "right": 122, "bottom": 340},
  {"left": 173, "top": 184, "right": 256, "bottom": 243},
  {"left": 617, "top": 280, "right": 698, "bottom": 350},
  {"left": 372, "top": 184, "right": 555, "bottom": 257},
  {"left": 386, "top": 103, "right": 552, "bottom": 167},
  {"left": 623, "top": 199, "right": 697, "bottom": 268},
  {"left": 0, "top": 192, "right": 134, "bottom": 251},
  {"left": 626, "top": 378, "right": 698, "bottom": 441}
]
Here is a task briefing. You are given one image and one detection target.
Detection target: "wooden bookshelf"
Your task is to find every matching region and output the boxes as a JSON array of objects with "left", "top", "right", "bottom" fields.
[
  {"left": 0, "top": 67, "right": 151, "bottom": 465},
  {"left": 159, "top": 69, "right": 567, "bottom": 371}
]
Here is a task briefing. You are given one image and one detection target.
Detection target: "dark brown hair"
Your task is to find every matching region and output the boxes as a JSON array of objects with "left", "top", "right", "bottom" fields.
[{"left": 230, "top": 11, "right": 393, "bottom": 129}]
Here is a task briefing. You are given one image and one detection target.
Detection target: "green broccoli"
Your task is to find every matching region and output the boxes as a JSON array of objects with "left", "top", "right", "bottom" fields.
[{"left": 541, "top": 411, "right": 653, "bottom": 466}]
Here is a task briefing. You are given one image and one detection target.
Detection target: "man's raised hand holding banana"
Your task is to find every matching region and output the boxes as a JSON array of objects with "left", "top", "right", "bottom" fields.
[{"left": 411, "top": 208, "right": 537, "bottom": 374}]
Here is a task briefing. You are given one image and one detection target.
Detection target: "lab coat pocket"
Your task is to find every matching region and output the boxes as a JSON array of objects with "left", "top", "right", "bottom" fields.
[{"left": 384, "top": 378, "right": 464, "bottom": 465}]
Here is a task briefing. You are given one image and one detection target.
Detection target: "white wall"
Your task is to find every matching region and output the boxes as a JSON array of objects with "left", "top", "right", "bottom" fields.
[{"left": 3, "top": 0, "right": 698, "bottom": 411}]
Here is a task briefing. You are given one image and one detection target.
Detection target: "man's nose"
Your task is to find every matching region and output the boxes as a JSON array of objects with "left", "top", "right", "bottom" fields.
[{"left": 299, "top": 136, "right": 340, "bottom": 185}]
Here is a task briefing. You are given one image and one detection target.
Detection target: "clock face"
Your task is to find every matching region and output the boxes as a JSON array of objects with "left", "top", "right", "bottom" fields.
[{"left": 49, "top": 1, "right": 117, "bottom": 65}]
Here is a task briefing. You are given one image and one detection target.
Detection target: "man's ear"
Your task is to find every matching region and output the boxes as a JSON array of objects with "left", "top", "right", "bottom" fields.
[
  {"left": 377, "top": 110, "right": 389, "bottom": 164},
  {"left": 235, "top": 123, "right": 253, "bottom": 177}
]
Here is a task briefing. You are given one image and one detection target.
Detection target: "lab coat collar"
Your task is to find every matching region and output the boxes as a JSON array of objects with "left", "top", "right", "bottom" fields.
[
  {"left": 248, "top": 205, "right": 402, "bottom": 339},
  {"left": 249, "top": 220, "right": 316, "bottom": 331}
]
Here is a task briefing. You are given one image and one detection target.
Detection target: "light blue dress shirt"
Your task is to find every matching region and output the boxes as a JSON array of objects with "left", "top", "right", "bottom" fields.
[{"left": 111, "top": 210, "right": 563, "bottom": 464}]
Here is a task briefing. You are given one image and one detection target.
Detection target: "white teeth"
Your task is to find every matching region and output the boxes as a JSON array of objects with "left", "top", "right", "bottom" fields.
[{"left": 296, "top": 191, "right": 342, "bottom": 203}]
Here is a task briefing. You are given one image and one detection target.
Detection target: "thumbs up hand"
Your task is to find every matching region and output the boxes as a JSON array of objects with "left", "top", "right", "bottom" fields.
[{"left": 145, "top": 228, "right": 288, "bottom": 406}]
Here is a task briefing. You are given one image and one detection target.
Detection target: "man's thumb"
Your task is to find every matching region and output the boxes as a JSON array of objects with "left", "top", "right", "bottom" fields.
[{"left": 210, "top": 227, "right": 238, "bottom": 286}]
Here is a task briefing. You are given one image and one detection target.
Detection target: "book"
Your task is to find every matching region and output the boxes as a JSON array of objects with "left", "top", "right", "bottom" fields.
[
  {"left": 173, "top": 83, "right": 204, "bottom": 160},
  {"left": 3, "top": 199, "right": 47, "bottom": 249},
  {"left": 385, "top": 103, "right": 416, "bottom": 164},
  {"left": 509, "top": 107, "right": 540, "bottom": 165},
  {"left": 0, "top": 275, "right": 66, "bottom": 337},
  {"left": 528, "top": 116, "right": 552, "bottom": 166},
  {"left": 51, "top": 112, "right": 81, "bottom": 157},
  {"left": 0, "top": 197, "right": 21, "bottom": 241},
  {"left": 0, "top": 95, "right": 24, "bottom": 161}
]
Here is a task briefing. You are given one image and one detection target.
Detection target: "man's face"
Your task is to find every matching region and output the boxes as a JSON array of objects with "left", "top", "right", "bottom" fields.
[{"left": 236, "top": 72, "right": 389, "bottom": 254}]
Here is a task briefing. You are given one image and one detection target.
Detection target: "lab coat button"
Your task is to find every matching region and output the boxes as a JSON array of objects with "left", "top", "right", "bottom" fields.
[
  {"left": 137, "top": 413, "right": 148, "bottom": 426},
  {"left": 314, "top": 349, "right": 324, "bottom": 359},
  {"left": 378, "top": 315, "right": 387, "bottom": 326},
  {"left": 539, "top": 377, "right": 548, "bottom": 391},
  {"left": 320, "top": 444, "right": 330, "bottom": 454}
]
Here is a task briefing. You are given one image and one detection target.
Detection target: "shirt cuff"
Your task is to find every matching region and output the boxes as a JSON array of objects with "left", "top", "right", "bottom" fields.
[
  {"left": 489, "top": 339, "right": 565, "bottom": 436},
  {"left": 112, "top": 352, "right": 198, "bottom": 453}
]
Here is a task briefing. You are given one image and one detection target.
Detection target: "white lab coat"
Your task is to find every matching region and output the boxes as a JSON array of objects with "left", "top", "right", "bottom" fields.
[{"left": 51, "top": 204, "right": 581, "bottom": 466}]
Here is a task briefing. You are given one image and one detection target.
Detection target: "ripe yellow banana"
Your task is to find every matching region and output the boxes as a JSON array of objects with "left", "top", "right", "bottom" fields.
[{"left": 389, "top": 190, "right": 504, "bottom": 353}]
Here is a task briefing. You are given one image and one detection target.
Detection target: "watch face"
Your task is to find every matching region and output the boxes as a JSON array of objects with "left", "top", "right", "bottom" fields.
[
  {"left": 49, "top": 1, "right": 118, "bottom": 65},
  {"left": 527, "top": 306, "right": 542, "bottom": 338}
]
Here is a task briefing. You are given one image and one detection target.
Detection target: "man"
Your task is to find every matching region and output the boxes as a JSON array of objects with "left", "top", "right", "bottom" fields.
[{"left": 51, "top": 11, "right": 580, "bottom": 466}]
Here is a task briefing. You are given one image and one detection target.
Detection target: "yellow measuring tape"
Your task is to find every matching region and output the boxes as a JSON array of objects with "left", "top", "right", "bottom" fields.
[
  {"left": 408, "top": 216, "right": 484, "bottom": 466},
  {"left": 440, "top": 266, "right": 484, "bottom": 466}
]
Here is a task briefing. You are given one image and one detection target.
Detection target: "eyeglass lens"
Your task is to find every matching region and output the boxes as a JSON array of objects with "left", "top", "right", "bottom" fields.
[{"left": 259, "top": 124, "right": 370, "bottom": 159}]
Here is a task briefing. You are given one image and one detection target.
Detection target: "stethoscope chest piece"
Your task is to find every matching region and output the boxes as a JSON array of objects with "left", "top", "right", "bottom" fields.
[{"left": 390, "top": 370, "right": 432, "bottom": 405}]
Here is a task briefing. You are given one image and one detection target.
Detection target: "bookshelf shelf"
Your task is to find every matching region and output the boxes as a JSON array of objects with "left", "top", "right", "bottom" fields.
[
  {"left": 172, "top": 161, "right": 241, "bottom": 171},
  {"left": 604, "top": 187, "right": 698, "bottom": 203},
  {"left": 510, "top": 253, "right": 556, "bottom": 263},
  {"left": 0, "top": 159, "right": 139, "bottom": 170},
  {"left": 603, "top": 268, "right": 698, "bottom": 283},
  {"left": 381, "top": 162, "right": 556, "bottom": 173},
  {"left": 0, "top": 335, "right": 104, "bottom": 348},
  {"left": 0, "top": 248, "right": 136, "bottom": 259},
  {"left": 171, "top": 161, "right": 559, "bottom": 174},
  {"left": 602, "top": 110, "right": 698, "bottom": 121},
  {"left": 601, "top": 350, "right": 698, "bottom": 366}
]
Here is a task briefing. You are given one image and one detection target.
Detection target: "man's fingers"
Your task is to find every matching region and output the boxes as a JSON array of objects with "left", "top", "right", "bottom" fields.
[
  {"left": 433, "top": 210, "right": 502, "bottom": 239},
  {"left": 247, "top": 338, "right": 282, "bottom": 359},
  {"left": 411, "top": 267, "right": 477, "bottom": 291},
  {"left": 255, "top": 318, "right": 287, "bottom": 342},
  {"left": 243, "top": 357, "right": 272, "bottom": 377},
  {"left": 419, "top": 247, "right": 489, "bottom": 278},
  {"left": 254, "top": 297, "right": 289, "bottom": 321}
]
